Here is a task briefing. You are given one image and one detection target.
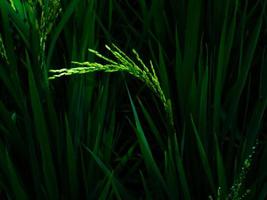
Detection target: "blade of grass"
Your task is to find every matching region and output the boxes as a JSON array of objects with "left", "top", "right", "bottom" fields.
[
  {"left": 140, "top": 171, "right": 153, "bottom": 200},
  {"left": 214, "top": 133, "right": 227, "bottom": 197},
  {"left": 0, "top": 146, "right": 28, "bottom": 200},
  {"left": 157, "top": 44, "right": 171, "bottom": 99},
  {"left": 182, "top": 0, "right": 202, "bottom": 113},
  {"left": 173, "top": 133, "right": 191, "bottom": 200},
  {"left": 225, "top": 6, "right": 264, "bottom": 129},
  {"left": 83, "top": 145, "right": 133, "bottom": 200},
  {"left": 137, "top": 98, "right": 165, "bottom": 149},
  {"left": 27, "top": 56, "right": 58, "bottom": 199},
  {"left": 65, "top": 115, "right": 79, "bottom": 199},
  {"left": 98, "top": 172, "right": 114, "bottom": 200},
  {"left": 198, "top": 66, "right": 209, "bottom": 138},
  {"left": 126, "top": 85, "right": 168, "bottom": 195},
  {"left": 191, "top": 115, "right": 215, "bottom": 193},
  {"left": 165, "top": 138, "right": 181, "bottom": 199},
  {"left": 213, "top": 0, "right": 238, "bottom": 132}
]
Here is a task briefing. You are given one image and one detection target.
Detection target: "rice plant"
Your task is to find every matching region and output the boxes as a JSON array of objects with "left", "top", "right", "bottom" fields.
[
  {"left": 49, "top": 44, "right": 174, "bottom": 127},
  {"left": 0, "top": 0, "right": 267, "bottom": 199}
]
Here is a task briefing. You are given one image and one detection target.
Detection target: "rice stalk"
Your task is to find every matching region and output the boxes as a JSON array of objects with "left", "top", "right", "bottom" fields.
[{"left": 49, "top": 44, "right": 174, "bottom": 126}]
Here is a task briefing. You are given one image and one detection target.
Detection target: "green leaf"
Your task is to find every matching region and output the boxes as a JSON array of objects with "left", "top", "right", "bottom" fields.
[
  {"left": 214, "top": 133, "right": 227, "bottom": 197},
  {"left": 173, "top": 134, "right": 191, "bottom": 200},
  {"left": 65, "top": 116, "right": 79, "bottom": 199},
  {"left": 83, "top": 145, "right": 132, "bottom": 200},
  {"left": 126, "top": 85, "right": 168, "bottom": 195},
  {"left": 27, "top": 56, "right": 58, "bottom": 199},
  {"left": 182, "top": 0, "right": 202, "bottom": 111},
  {"left": 0, "top": 146, "right": 28, "bottom": 200},
  {"left": 191, "top": 115, "right": 215, "bottom": 193},
  {"left": 213, "top": 0, "right": 238, "bottom": 132}
]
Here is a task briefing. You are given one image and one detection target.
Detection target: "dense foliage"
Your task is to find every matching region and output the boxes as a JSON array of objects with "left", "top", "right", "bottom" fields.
[{"left": 0, "top": 0, "right": 267, "bottom": 199}]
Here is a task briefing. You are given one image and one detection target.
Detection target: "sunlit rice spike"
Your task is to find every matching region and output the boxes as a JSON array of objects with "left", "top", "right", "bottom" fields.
[
  {"left": 71, "top": 61, "right": 91, "bottom": 66},
  {"left": 149, "top": 61, "right": 157, "bottom": 79},
  {"left": 88, "top": 49, "right": 117, "bottom": 65},
  {"left": 104, "top": 44, "right": 111, "bottom": 51},
  {"left": 132, "top": 49, "right": 149, "bottom": 74},
  {"left": 48, "top": 44, "right": 173, "bottom": 127},
  {"left": 49, "top": 68, "right": 69, "bottom": 73},
  {"left": 106, "top": 44, "right": 136, "bottom": 69},
  {"left": 111, "top": 43, "right": 137, "bottom": 67},
  {"left": 106, "top": 47, "right": 130, "bottom": 66}
]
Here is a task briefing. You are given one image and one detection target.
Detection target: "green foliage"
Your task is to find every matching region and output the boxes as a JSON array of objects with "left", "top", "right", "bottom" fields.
[{"left": 0, "top": 0, "right": 267, "bottom": 199}]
